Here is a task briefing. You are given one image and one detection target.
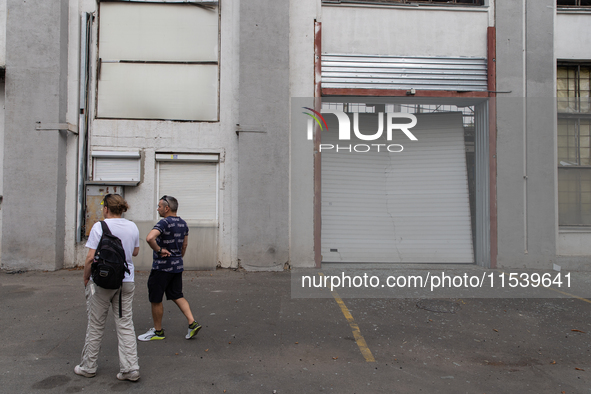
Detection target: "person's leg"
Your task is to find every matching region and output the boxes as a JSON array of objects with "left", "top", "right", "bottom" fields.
[
  {"left": 79, "top": 284, "right": 116, "bottom": 373},
  {"left": 166, "top": 272, "right": 201, "bottom": 339},
  {"left": 138, "top": 270, "right": 167, "bottom": 341},
  {"left": 147, "top": 270, "right": 167, "bottom": 330},
  {"left": 166, "top": 273, "right": 195, "bottom": 324},
  {"left": 172, "top": 297, "right": 194, "bottom": 324},
  {"left": 112, "top": 282, "right": 139, "bottom": 374},
  {"left": 151, "top": 302, "right": 164, "bottom": 331}
]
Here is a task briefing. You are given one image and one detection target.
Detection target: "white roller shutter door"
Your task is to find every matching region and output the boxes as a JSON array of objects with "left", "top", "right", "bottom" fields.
[
  {"left": 158, "top": 161, "right": 218, "bottom": 226},
  {"left": 322, "top": 112, "right": 473, "bottom": 263},
  {"left": 92, "top": 151, "right": 141, "bottom": 183}
]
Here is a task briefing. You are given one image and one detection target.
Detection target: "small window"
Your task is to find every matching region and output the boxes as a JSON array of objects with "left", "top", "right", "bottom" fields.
[{"left": 557, "top": 0, "right": 591, "bottom": 7}]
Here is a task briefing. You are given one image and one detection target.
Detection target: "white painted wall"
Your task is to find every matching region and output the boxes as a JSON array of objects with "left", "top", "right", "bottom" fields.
[
  {"left": 322, "top": 4, "right": 490, "bottom": 58},
  {"left": 66, "top": 0, "right": 239, "bottom": 269},
  {"left": 558, "top": 229, "right": 591, "bottom": 256},
  {"left": 555, "top": 12, "right": 591, "bottom": 60},
  {"left": 0, "top": 0, "right": 5, "bottom": 66}
]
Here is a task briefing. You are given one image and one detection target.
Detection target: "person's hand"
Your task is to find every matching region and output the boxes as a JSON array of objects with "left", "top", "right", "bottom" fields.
[
  {"left": 84, "top": 277, "right": 89, "bottom": 287},
  {"left": 159, "top": 248, "right": 171, "bottom": 257}
]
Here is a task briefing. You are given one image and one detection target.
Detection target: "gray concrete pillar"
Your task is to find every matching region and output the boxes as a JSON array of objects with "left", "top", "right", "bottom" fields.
[
  {"left": 2, "top": 0, "right": 69, "bottom": 270},
  {"left": 237, "top": 0, "right": 290, "bottom": 270},
  {"left": 495, "top": 0, "right": 556, "bottom": 268}
]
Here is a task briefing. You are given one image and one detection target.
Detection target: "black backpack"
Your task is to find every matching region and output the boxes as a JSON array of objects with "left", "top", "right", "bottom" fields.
[{"left": 91, "top": 221, "right": 130, "bottom": 317}]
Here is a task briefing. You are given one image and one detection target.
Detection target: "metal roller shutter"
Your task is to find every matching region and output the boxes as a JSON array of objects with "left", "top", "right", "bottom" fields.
[
  {"left": 158, "top": 161, "right": 218, "bottom": 226},
  {"left": 322, "top": 112, "right": 473, "bottom": 263},
  {"left": 321, "top": 54, "right": 488, "bottom": 91}
]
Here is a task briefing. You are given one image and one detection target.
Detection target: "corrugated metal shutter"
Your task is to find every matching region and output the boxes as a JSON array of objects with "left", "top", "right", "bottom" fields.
[
  {"left": 92, "top": 152, "right": 141, "bottom": 182},
  {"left": 158, "top": 162, "right": 218, "bottom": 226},
  {"left": 322, "top": 112, "right": 474, "bottom": 263},
  {"left": 322, "top": 54, "right": 488, "bottom": 91}
]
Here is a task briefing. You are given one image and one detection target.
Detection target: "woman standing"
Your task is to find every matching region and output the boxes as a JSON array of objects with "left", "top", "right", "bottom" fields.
[{"left": 75, "top": 194, "right": 141, "bottom": 381}]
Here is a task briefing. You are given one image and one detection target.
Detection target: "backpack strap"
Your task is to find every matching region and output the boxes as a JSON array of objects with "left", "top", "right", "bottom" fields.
[
  {"left": 101, "top": 220, "right": 126, "bottom": 318},
  {"left": 100, "top": 220, "right": 113, "bottom": 236},
  {"left": 119, "top": 288, "right": 123, "bottom": 318}
]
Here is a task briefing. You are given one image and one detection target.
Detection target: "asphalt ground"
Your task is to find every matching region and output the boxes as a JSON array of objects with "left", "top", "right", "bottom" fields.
[{"left": 1, "top": 268, "right": 591, "bottom": 393}]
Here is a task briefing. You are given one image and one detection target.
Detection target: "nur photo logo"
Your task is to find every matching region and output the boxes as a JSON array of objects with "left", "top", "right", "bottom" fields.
[{"left": 303, "top": 107, "right": 419, "bottom": 153}]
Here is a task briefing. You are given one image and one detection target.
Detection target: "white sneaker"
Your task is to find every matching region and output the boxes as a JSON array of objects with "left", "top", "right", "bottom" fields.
[
  {"left": 74, "top": 365, "right": 95, "bottom": 378},
  {"left": 138, "top": 328, "right": 165, "bottom": 341},
  {"left": 117, "top": 370, "right": 140, "bottom": 382}
]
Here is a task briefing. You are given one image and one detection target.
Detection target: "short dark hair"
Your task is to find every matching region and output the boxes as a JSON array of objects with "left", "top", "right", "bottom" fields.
[{"left": 160, "top": 195, "right": 179, "bottom": 212}]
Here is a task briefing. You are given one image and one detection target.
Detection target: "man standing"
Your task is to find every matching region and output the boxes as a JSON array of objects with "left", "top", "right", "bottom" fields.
[{"left": 138, "top": 195, "right": 201, "bottom": 341}]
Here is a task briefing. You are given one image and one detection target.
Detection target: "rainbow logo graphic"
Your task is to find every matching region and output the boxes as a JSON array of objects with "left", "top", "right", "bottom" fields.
[{"left": 302, "top": 107, "right": 328, "bottom": 139}]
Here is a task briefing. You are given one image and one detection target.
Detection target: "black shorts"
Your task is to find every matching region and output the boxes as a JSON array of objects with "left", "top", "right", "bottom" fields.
[{"left": 147, "top": 270, "right": 184, "bottom": 303}]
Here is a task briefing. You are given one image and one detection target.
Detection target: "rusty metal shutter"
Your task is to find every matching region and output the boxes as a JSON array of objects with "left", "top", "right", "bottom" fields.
[{"left": 322, "top": 54, "right": 488, "bottom": 91}]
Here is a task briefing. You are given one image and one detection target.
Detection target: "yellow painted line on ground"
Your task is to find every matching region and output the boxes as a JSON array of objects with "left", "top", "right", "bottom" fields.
[
  {"left": 543, "top": 286, "right": 591, "bottom": 304},
  {"left": 498, "top": 270, "right": 591, "bottom": 305},
  {"left": 320, "top": 273, "right": 376, "bottom": 362}
]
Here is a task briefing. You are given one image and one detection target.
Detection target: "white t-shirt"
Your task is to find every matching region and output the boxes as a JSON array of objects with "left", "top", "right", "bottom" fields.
[{"left": 85, "top": 218, "right": 140, "bottom": 283}]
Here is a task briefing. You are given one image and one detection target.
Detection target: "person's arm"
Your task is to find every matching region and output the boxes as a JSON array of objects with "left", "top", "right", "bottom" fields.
[
  {"left": 146, "top": 229, "right": 170, "bottom": 257},
  {"left": 132, "top": 247, "right": 140, "bottom": 257},
  {"left": 84, "top": 249, "right": 95, "bottom": 287},
  {"left": 181, "top": 235, "right": 188, "bottom": 257}
]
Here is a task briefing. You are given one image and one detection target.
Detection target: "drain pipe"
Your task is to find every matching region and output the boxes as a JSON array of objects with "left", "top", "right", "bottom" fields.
[{"left": 76, "top": 13, "right": 92, "bottom": 243}]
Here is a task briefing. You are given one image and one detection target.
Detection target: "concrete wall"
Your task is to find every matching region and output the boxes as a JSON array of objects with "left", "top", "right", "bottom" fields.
[
  {"left": 0, "top": 1, "right": 4, "bottom": 263},
  {"left": 289, "top": 0, "right": 318, "bottom": 268},
  {"left": 322, "top": 4, "right": 490, "bottom": 57},
  {"left": 0, "top": 82, "right": 4, "bottom": 264},
  {"left": 237, "top": 0, "right": 290, "bottom": 271},
  {"left": 495, "top": 0, "right": 557, "bottom": 269},
  {"left": 2, "top": 0, "right": 69, "bottom": 271},
  {"left": 558, "top": 229, "right": 591, "bottom": 256}
]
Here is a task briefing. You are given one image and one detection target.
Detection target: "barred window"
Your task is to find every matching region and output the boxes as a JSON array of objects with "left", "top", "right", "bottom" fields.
[
  {"left": 558, "top": 64, "right": 591, "bottom": 226},
  {"left": 322, "top": 0, "right": 484, "bottom": 5}
]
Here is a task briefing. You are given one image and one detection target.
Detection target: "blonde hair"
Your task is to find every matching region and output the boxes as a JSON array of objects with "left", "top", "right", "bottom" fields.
[{"left": 103, "top": 194, "right": 129, "bottom": 216}]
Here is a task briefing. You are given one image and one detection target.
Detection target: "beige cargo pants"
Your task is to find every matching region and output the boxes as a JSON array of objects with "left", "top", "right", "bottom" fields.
[{"left": 79, "top": 282, "right": 139, "bottom": 374}]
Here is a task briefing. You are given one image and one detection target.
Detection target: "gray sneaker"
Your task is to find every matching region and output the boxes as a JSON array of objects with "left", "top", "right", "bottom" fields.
[
  {"left": 186, "top": 321, "right": 202, "bottom": 339},
  {"left": 117, "top": 370, "right": 140, "bottom": 382},
  {"left": 74, "top": 365, "right": 96, "bottom": 378}
]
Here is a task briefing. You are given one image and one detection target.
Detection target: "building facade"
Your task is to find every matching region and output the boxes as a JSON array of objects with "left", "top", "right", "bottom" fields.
[{"left": 0, "top": 0, "right": 590, "bottom": 272}]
